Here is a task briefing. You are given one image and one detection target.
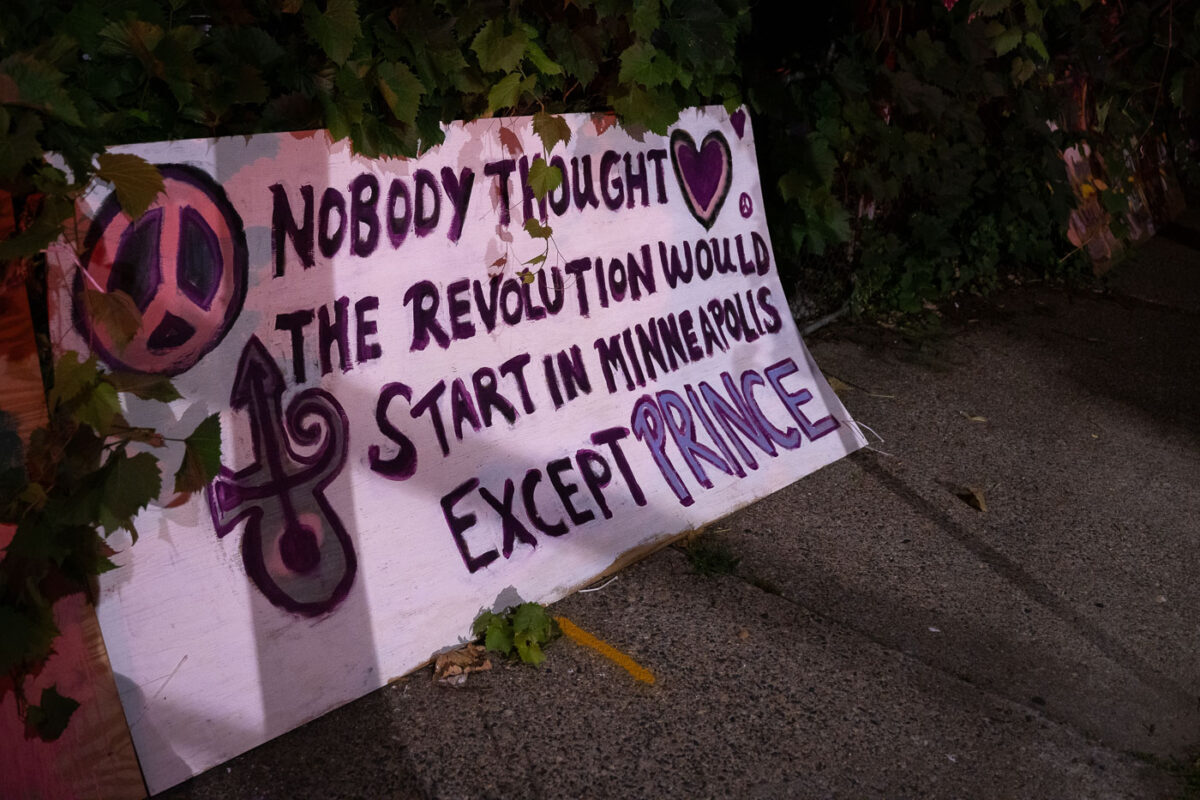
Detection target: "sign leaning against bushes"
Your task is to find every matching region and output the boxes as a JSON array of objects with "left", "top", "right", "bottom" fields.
[{"left": 48, "top": 105, "right": 866, "bottom": 792}]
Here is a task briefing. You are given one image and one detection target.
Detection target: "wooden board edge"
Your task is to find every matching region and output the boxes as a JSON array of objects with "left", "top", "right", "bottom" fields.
[{"left": 0, "top": 282, "right": 147, "bottom": 800}]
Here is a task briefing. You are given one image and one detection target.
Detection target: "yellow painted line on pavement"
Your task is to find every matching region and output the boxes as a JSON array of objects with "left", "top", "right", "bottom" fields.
[{"left": 555, "top": 616, "right": 655, "bottom": 685}]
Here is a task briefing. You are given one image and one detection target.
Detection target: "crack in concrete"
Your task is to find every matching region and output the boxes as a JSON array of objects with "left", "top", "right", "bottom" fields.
[
  {"left": 716, "top": 451, "right": 1197, "bottom": 764},
  {"left": 855, "top": 452, "right": 1198, "bottom": 710}
]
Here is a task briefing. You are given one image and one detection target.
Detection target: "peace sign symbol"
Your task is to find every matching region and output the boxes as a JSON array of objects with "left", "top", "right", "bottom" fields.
[
  {"left": 738, "top": 192, "right": 754, "bottom": 219},
  {"left": 75, "top": 164, "right": 248, "bottom": 376}
]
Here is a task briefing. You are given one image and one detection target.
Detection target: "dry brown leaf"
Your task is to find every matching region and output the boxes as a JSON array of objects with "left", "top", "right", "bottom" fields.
[
  {"left": 433, "top": 643, "right": 492, "bottom": 687},
  {"left": 498, "top": 126, "right": 522, "bottom": 157},
  {"left": 955, "top": 486, "right": 988, "bottom": 512},
  {"left": 592, "top": 112, "right": 618, "bottom": 135},
  {"left": 827, "top": 376, "right": 852, "bottom": 397},
  {"left": 164, "top": 492, "right": 193, "bottom": 509}
]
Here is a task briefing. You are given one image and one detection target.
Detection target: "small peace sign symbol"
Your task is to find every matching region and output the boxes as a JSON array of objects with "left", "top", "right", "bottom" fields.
[
  {"left": 75, "top": 164, "right": 248, "bottom": 376},
  {"left": 739, "top": 192, "right": 754, "bottom": 219}
]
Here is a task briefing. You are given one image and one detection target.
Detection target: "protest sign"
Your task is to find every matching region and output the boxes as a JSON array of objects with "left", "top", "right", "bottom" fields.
[{"left": 48, "top": 106, "right": 866, "bottom": 792}]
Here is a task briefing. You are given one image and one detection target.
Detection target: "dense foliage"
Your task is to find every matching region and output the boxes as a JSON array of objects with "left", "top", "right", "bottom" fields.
[
  {"left": 0, "top": 0, "right": 747, "bottom": 269},
  {"left": 743, "top": 0, "right": 1199, "bottom": 313},
  {"left": 2, "top": 0, "right": 1195, "bottom": 308}
]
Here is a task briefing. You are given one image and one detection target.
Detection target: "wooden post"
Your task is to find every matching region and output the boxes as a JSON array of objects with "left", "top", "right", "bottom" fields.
[{"left": 0, "top": 271, "right": 146, "bottom": 797}]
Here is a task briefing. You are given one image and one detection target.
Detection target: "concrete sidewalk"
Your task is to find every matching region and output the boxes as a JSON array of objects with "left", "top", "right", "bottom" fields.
[{"left": 162, "top": 215, "right": 1200, "bottom": 800}]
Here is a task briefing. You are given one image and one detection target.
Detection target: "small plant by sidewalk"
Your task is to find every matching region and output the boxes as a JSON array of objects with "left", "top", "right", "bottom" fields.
[
  {"left": 680, "top": 536, "right": 741, "bottom": 577},
  {"left": 472, "top": 602, "right": 559, "bottom": 666}
]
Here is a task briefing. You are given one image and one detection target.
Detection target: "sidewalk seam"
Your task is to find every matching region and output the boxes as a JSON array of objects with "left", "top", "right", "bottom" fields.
[{"left": 855, "top": 452, "right": 1197, "bottom": 709}]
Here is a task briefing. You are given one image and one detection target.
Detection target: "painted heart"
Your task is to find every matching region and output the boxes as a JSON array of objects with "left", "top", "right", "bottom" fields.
[
  {"left": 730, "top": 109, "right": 747, "bottom": 139},
  {"left": 670, "top": 130, "right": 733, "bottom": 231}
]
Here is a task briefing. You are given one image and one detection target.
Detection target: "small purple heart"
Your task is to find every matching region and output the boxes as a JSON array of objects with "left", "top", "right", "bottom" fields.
[
  {"left": 670, "top": 130, "right": 733, "bottom": 231},
  {"left": 730, "top": 109, "right": 747, "bottom": 139}
]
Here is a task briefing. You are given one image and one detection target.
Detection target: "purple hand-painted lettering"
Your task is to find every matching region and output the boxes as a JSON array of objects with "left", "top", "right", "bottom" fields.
[{"left": 207, "top": 336, "right": 356, "bottom": 616}]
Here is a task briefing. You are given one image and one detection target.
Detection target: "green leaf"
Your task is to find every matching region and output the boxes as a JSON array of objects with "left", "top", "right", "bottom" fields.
[
  {"left": 303, "top": 0, "right": 361, "bottom": 65},
  {"left": 1010, "top": 56, "right": 1036, "bottom": 84},
  {"left": 173, "top": 414, "right": 222, "bottom": 494},
  {"left": 824, "top": 203, "right": 853, "bottom": 243},
  {"left": 524, "top": 39, "right": 562, "bottom": 77},
  {"left": 82, "top": 290, "right": 141, "bottom": 352},
  {"left": 513, "top": 631, "right": 545, "bottom": 665},
  {"left": 992, "top": 27, "right": 1022, "bottom": 57},
  {"left": 97, "top": 19, "right": 164, "bottom": 63},
  {"left": 471, "top": 19, "right": 528, "bottom": 73},
  {"left": 24, "top": 686, "right": 80, "bottom": 742},
  {"left": 96, "top": 153, "right": 163, "bottom": 220},
  {"left": 808, "top": 136, "right": 838, "bottom": 186},
  {"left": 484, "top": 621, "right": 514, "bottom": 655},
  {"left": 472, "top": 610, "right": 504, "bottom": 637},
  {"left": 487, "top": 72, "right": 532, "bottom": 113},
  {"left": 72, "top": 381, "right": 120, "bottom": 433},
  {"left": 546, "top": 21, "right": 603, "bottom": 86},
  {"left": 1023, "top": 31, "right": 1049, "bottom": 61},
  {"left": 1022, "top": 0, "right": 1044, "bottom": 26},
  {"left": 102, "top": 450, "right": 161, "bottom": 526},
  {"left": 472, "top": 603, "right": 554, "bottom": 663},
  {"left": 319, "top": 90, "right": 352, "bottom": 142},
  {"left": 618, "top": 41, "right": 678, "bottom": 89},
  {"left": 1169, "top": 70, "right": 1186, "bottom": 109},
  {"left": 611, "top": 84, "right": 679, "bottom": 135},
  {"left": 474, "top": 609, "right": 515, "bottom": 655},
  {"left": 778, "top": 171, "right": 806, "bottom": 203},
  {"left": 376, "top": 61, "right": 424, "bottom": 126},
  {"left": 0, "top": 606, "right": 57, "bottom": 675},
  {"left": 0, "top": 55, "right": 82, "bottom": 126},
  {"left": 50, "top": 351, "right": 98, "bottom": 412},
  {"left": 17, "top": 482, "right": 48, "bottom": 511},
  {"left": 105, "top": 372, "right": 181, "bottom": 402},
  {"left": 532, "top": 112, "right": 571, "bottom": 155},
  {"left": 0, "top": 108, "right": 43, "bottom": 181},
  {"left": 630, "top": 0, "right": 661, "bottom": 38},
  {"left": 523, "top": 216, "right": 553, "bottom": 239},
  {"left": 971, "top": 0, "right": 1012, "bottom": 15},
  {"left": 512, "top": 602, "right": 552, "bottom": 639}
]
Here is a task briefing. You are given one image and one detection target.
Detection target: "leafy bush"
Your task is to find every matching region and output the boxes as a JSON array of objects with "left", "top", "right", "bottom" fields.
[
  {"left": 472, "top": 602, "right": 560, "bottom": 665},
  {"left": 5, "top": 1, "right": 1194, "bottom": 311},
  {"left": 0, "top": 353, "right": 220, "bottom": 738},
  {"left": 742, "top": 0, "right": 1200, "bottom": 313},
  {"left": 0, "top": 0, "right": 749, "bottom": 269}
]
